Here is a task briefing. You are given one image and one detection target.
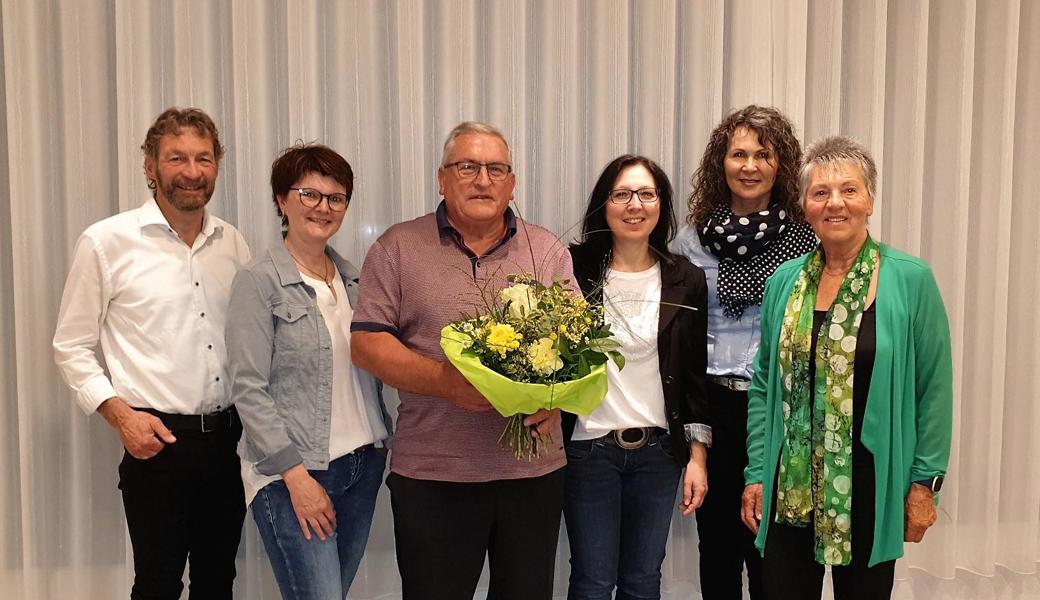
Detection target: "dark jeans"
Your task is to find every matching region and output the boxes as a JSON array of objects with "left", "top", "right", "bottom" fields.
[
  {"left": 252, "top": 447, "right": 385, "bottom": 600},
  {"left": 563, "top": 432, "right": 682, "bottom": 600},
  {"left": 761, "top": 437, "right": 894, "bottom": 600},
  {"left": 696, "top": 383, "right": 762, "bottom": 600},
  {"left": 386, "top": 468, "right": 565, "bottom": 600},
  {"left": 118, "top": 419, "right": 245, "bottom": 600}
]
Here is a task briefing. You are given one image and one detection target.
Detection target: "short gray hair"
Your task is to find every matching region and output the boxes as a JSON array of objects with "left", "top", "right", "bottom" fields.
[
  {"left": 440, "top": 121, "right": 512, "bottom": 166},
  {"left": 799, "top": 136, "right": 877, "bottom": 207}
]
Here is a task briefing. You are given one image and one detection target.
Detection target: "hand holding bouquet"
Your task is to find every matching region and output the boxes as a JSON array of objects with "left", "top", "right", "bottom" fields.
[{"left": 440, "top": 275, "right": 624, "bottom": 459}]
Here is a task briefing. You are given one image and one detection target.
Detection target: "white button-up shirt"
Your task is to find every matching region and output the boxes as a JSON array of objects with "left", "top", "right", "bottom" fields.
[{"left": 53, "top": 199, "right": 251, "bottom": 415}]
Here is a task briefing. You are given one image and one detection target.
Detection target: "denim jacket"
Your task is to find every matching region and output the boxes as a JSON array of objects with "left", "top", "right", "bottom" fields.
[{"left": 226, "top": 242, "right": 392, "bottom": 476}]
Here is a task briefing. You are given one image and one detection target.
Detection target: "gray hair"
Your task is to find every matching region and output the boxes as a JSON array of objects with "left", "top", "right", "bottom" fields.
[
  {"left": 440, "top": 121, "right": 512, "bottom": 166},
  {"left": 799, "top": 135, "right": 877, "bottom": 207}
]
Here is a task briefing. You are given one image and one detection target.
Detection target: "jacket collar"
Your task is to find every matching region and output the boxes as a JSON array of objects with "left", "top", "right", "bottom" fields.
[{"left": 268, "top": 236, "right": 360, "bottom": 292}]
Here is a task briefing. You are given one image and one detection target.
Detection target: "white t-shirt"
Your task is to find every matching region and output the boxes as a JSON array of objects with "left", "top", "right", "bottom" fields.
[
  {"left": 242, "top": 272, "right": 388, "bottom": 505},
  {"left": 573, "top": 264, "right": 668, "bottom": 440}
]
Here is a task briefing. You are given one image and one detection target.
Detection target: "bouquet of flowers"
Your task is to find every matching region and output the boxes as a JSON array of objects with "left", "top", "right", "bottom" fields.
[{"left": 439, "top": 275, "right": 624, "bottom": 459}]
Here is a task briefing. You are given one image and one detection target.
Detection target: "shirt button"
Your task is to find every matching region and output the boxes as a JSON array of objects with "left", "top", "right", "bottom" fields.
[
  {"left": 215, "top": 376, "right": 220, "bottom": 382},
  {"left": 664, "top": 375, "right": 674, "bottom": 384},
  {"left": 200, "top": 312, "right": 205, "bottom": 318},
  {"left": 207, "top": 344, "right": 213, "bottom": 350},
  {"left": 195, "top": 282, "right": 199, "bottom": 287}
]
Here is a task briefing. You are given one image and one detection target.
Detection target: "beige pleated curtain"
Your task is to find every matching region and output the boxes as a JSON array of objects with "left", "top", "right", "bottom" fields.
[{"left": 1, "top": 1, "right": 1038, "bottom": 598}]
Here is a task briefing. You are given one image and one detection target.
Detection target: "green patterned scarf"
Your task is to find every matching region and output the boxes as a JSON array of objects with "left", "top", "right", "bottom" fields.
[{"left": 775, "top": 236, "right": 879, "bottom": 566}]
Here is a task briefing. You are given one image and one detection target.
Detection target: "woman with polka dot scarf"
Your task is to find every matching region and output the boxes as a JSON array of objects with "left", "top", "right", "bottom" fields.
[
  {"left": 739, "top": 136, "right": 952, "bottom": 600},
  {"left": 671, "top": 105, "right": 816, "bottom": 599}
]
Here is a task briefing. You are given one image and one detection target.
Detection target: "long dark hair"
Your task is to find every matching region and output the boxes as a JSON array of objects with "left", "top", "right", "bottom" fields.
[
  {"left": 687, "top": 105, "right": 803, "bottom": 228},
  {"left": 574, "top": 154, "right": 677, "bottom": 285}
]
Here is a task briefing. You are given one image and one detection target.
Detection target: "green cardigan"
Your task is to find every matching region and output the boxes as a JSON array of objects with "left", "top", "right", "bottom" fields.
[{"left": 744, "top": 243, "right": 953, "bottom": 567}]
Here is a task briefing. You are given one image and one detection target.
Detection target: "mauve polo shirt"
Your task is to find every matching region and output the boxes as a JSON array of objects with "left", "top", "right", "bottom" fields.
[{"left": 351, "top": 202, "right": 574, "bottom": 482}]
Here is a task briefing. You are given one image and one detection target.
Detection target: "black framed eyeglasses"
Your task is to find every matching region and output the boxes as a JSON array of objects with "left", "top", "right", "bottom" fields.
[
  {"left": 608, "top": 187, "right": 659, "bottom": 204},
  {"left": 443, "top": 161, "right": 513, "bottom": 181},
  {"left": 293, "top": 188, "right": 350, "bottom": 212}
]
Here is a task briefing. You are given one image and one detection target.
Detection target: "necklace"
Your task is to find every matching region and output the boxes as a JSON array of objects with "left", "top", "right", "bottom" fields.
[{"left": 285, "top": 244, "right": 334, "bottom": 295}]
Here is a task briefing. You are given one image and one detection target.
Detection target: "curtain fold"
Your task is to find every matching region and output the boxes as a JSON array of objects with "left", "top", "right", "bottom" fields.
[{"left": 2, "top": 1, "right": 1037, "bottom": 598}]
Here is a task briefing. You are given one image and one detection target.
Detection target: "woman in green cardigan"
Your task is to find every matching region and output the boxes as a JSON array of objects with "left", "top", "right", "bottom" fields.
[{"left": 740, "top": 136, "right": 952, "bottom": 600}]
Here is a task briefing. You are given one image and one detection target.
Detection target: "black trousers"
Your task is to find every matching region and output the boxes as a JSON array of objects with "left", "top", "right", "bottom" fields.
[
  {"left": 695, "top": 383, "right": 762, "bottom": 600},
  {"left": 117, "top": 417, "right": 245, "bottom": 600},
  {"left": 761, "top": 434, "right": 895, "bottom": 600},
  {"left": 387, "top": 469, "right": 565, "bottom": 600}
]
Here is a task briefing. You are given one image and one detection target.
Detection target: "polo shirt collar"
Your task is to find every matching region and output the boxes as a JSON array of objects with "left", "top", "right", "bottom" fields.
[{"left": 435, "top": 199, "right": 517, "bottom": 243}]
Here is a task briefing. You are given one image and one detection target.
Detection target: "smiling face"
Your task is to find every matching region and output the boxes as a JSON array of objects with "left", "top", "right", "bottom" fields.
[
  {"left": 437, "top": 133, "right": 515, "bottom": 230},
  {"left": 277, "top": 171, "right": 347, "bottom": 247},
  {"left": 144, "top": 130, "right": 219, "bottom": 213},
  {"left": 605, "top": 164, "right": 661, "bottom": 246},
  {"left": 803, "top": 161, "right": 873, "bottom": 250},
  {"left": 723, "top": 126, "right": 778, "bottom": 213}
]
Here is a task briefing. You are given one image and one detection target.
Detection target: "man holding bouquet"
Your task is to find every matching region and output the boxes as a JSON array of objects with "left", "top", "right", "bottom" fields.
[{"left": 351, "top": 122, "right": 573, "bottom": 599}]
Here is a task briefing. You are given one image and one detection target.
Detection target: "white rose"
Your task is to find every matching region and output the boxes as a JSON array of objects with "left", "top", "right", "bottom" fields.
[
  {"left": 832, "top": 304, "right": 848, "bottom": 323},
  {"left": 832, "top": 474, "right": 851, "bottom": 495},
  {"left": 829, "top": 323, "right": 845, "bottom": 341},
  {"left": 500, "top": 283, "right": 535, "bottom": 319}
]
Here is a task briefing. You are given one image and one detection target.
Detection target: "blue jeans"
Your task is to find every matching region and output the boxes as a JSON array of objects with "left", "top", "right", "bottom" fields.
[
  {"left": 563, "top": 432, "right": 682, "bottom": 600},
  {"left": 251, "top": 447, "right": 385, "bottom": 600}
]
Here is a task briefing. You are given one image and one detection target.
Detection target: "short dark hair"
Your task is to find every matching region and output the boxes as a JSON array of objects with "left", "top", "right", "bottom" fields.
[
  {"left": 141, "top": 107, "right": 224, "bottom": 191},
  {"left": 575, "top": 154, "right": 677, "bottom": 278},
  {"left": 686, "top": 105, "right": 803, "bottom": 228},
  {"left": 270, "top": 143, "right": 354, "bottom": 228}
]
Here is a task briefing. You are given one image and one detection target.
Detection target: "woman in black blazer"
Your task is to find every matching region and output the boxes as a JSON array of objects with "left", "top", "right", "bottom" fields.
[{"left": 563, "top": 154, "right": 711, "bottom": 600}]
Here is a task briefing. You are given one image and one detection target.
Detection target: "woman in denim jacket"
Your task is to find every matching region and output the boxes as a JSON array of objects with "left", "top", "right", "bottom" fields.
[{"left": 226, "top": 144, "right": 392, "bottom": 599}]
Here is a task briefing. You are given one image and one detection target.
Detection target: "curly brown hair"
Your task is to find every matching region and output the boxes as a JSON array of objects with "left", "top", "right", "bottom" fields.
[{"left": 686, "top": 105, "right": 803, "bottom": 228}]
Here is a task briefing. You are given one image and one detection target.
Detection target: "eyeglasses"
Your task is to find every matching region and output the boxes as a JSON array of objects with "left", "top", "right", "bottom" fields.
[
  {"left": 443, "top": 161, "right": 513, "bottom": 181},
  {"left": 608, "top": 187, "right": 660, "bottom": 205},
  {"left": 293, "top": 188, "right": 350, "bottom": 212}
]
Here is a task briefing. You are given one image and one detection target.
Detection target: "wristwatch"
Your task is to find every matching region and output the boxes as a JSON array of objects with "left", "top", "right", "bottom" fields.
[{"left": 914, "top": 475, "right": 944, "bottom": 493}]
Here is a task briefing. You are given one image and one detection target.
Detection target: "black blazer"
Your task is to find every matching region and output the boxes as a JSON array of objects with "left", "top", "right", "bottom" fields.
[{"left": 563, "top": 243, "right": 710, "bottom": 465}]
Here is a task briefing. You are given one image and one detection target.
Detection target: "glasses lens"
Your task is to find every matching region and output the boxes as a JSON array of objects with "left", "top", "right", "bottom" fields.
[
  {"left": 298, "top": 189, "right": 320, "bottom": 207},
  {"left": 455, "top": 162, "right": 479, "bottom": 178},
  {"left": 637, "top": 188, "right": 659, "bottom": 203},
  {"left": 328, "top": 195, "right": 349, "bottom": 211},
  {"left": 609, "top": 190, "right": 632, "bottom": 204},
  {"left": 487, "top": 164, "right": 510, "bottom": 180}
]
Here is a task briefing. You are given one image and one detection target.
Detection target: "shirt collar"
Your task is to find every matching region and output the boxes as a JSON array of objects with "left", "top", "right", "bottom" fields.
[
  {"left": 137, "top": 197, "right": 222, "bottom": 237},
  {"left": 435, "top": 199, "right": 517, "bottom": 244}
]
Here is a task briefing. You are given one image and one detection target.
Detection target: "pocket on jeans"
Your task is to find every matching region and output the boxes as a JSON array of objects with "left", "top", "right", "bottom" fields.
[
  {"left": 564, "top": 439, "right": 596, "bottom": 463},
  {"left": 653, "top": 434, "right": 677, "bottom": 459}
]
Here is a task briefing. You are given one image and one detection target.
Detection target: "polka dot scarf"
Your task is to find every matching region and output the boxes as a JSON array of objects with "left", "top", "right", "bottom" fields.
[
  {"left": 700, "top": 205, "right": 817, "bottom": 318},
  {"left": 774, "top": 236, "right": 879, "bottom": 567}
]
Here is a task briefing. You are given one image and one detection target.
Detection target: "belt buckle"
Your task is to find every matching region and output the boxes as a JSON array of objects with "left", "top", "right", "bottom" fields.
[
  {"left": 614, "top": 427, "right": 650, "bottom": 450},
  {"left": 200, "top": 413, "right": 214, "bottom": 433}
]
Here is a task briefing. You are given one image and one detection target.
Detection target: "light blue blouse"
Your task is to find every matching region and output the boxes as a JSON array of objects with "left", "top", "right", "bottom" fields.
[{"left": 671, "top": 226, "right": 761, "bottom": 380}]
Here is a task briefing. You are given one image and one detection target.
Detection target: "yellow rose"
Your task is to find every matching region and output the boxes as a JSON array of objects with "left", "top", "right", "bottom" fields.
[
  {"left": 486, "top": 323, "right": 522, "bottom": 357},
  {"left": 500, "top": 283, "right": 536, "bottom": 319},
  {"left": 527, "top": 337, "right": 563, "bottom": 375}
]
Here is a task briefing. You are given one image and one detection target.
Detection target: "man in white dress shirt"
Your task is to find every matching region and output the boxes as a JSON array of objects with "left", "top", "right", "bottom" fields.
[{"left": 53, "top": 107, "right": 251, "bottom": 599}]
